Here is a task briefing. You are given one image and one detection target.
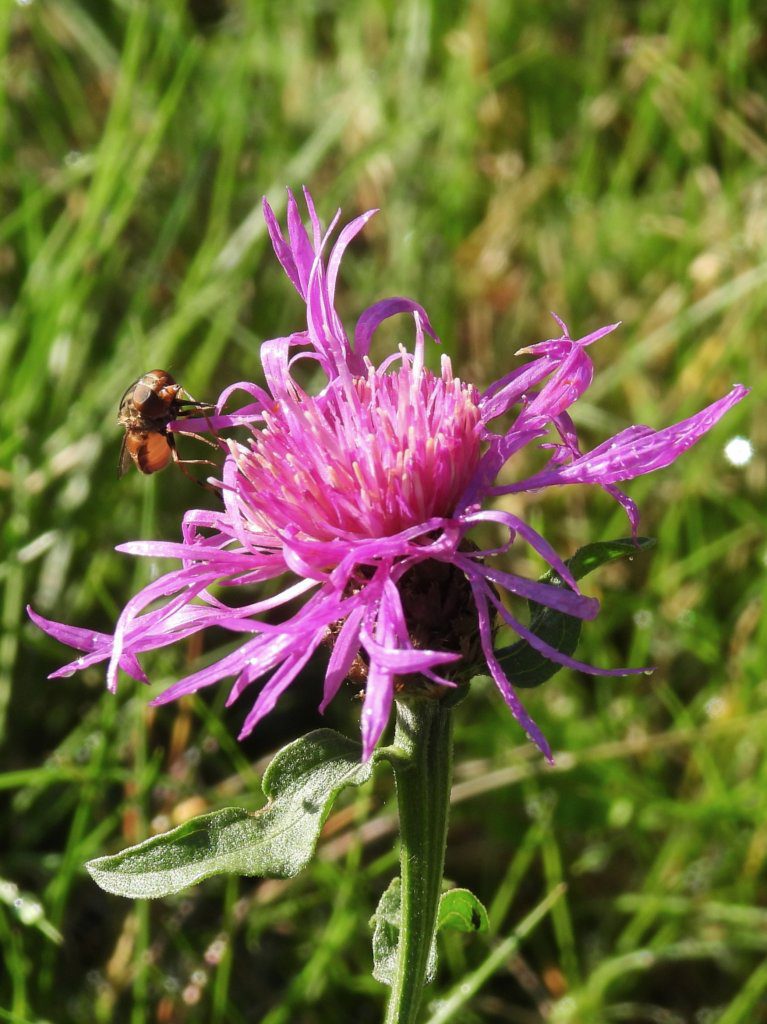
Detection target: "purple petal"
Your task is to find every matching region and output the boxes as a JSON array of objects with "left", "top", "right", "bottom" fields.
[
  {"left": 28, "top": 605, "right": 108, "bottom": 654},
  {"left": 202, "top": 577, "right": 317, "bottom": 617},
  {"left": 29, "top": 606, "right": 152, "bottom": 683},
  {"left": 509, "top": 385, "right": 749, "bottom": 491},
  {"left": 358, "top": 580, "right": 404, "bottom": 759},
  {"left": 169, "top": 412, "right": 254, "bottom": 433},
  {"left": 115, "top": 541, "right": 258, "bottom": 568},
  {"left": 320, "top": 604, "right": 365, "bottom": 713},
  {"left": 224, "top": 589, "right": 351, "bottom": 705},
  {"left": 227, "top": 643, "right": 302, "bottom": 705},
  {"left": 459, "top": 426, "right": 546, "bottom": 509},
  {"left": 326, "top": 209, "right": 378, "bottom": 306},
  {"left": 468, "top": 577, "right": 552, "bottom": 762},
  {"left": 461, "top": 509, "right": 580, "bottom": 592},
  {"left": 420, "top": 668, "right": 458, "bottom": 690},
  {"left": 301, "top": 186, "right": 324, "bottom": 250},
  {"left": 359, "top": 634, "right": 460, "bottom": 673},
  {"left": 216, "top": 379, "right": 275, "bottom": 412},
  {"left": 286, "top": 189, "right": 317, "bottom": 296},
  {"left": 304, "top": 249, "right": 355, "bottom": 381},
  {"left": 354, "top": 298, "right": 440, "bottom": 362},
  {"left": 515, "top": 343, "right": 594, "bottom": 425},
  {"left": 106, "top": 569, "right": 213, "bottom": 693},
  {"left": 487, "top": 585, "right": 645, "bottom": 678},
  {"left": 552, "top": 410, "right": 580, "bottom": 452},
  {"left": 238, "top": 634, "right": 324, "bottom": 739},
  {"left": 602, "top": 483, "right": 641, "bottom": 536},
  {"left": 150, "top": 634, "right": 269, "bottom": 705},
  {"left": 360, "top": 662, "right": 394, "bottom": 761},
  {"left": 551, "top": 412, "right": 642, "bottom": 534},
  {"left": 263, "top": 196, "right": 303, "bottom": 296},
  {"left": 460, "top": 559, "right": 599, "bottom": 620},
  {"left": 260, "top": 336, "right": 302, "bottom": 400},
  {"left": 575, "top": 321, "right": 622, "bottom": 346},
  {"left": 479, "top": 357, "right": 558, "bottom": 421},
  {"left": 517, "top": 319, "right": 620, "bottom": 357},
  {"left": 121, "top": 653, "right": 149, "bottom": 684}
]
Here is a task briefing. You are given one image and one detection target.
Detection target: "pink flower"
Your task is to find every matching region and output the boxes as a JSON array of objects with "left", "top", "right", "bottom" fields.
[{"left": 29, "top": 189, "right": 748, "bottom": 761}]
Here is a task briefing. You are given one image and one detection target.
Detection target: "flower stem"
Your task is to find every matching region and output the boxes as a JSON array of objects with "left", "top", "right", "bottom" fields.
[{"left": 385, "top": 695, "right": 453, "bottom": 1024}]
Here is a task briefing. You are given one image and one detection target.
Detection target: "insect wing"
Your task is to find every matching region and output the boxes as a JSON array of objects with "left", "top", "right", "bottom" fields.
[
  {"left": 118, "top": 377, "right": 141, "bottom": 426},
  {"left": 118, "top": 433, "right": 132, "bottom": 477}
]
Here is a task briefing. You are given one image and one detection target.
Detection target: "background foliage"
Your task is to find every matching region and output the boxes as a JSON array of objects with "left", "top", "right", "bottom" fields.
[{"left": 1, "top": 1, "right": 764, "bottom": 1021}]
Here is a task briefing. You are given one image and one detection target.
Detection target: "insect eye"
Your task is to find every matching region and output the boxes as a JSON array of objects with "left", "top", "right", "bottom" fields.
[{"left": 135, "top": 389, "right": 170, "bottom": 418}]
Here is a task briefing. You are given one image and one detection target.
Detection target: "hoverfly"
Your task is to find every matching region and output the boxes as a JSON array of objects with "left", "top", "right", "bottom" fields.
[{"left": 118, "top": 369, "right": 217, "bottom": 487}]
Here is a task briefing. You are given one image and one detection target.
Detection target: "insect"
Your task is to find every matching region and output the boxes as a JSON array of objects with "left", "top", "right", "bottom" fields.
[{"left": 118, "top": 369, "right": 217, "bottom": 486}]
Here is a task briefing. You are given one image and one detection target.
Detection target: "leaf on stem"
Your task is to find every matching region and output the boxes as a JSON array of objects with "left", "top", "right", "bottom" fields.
[
  {"left": 437, "top": 887, "right": 489, "bottom": 934},
  {"left": 370, "top": 879, "right": 488, "bottom": 986},
  {"left": 86, "top": 729, "right": 372, "bottom": 899}
]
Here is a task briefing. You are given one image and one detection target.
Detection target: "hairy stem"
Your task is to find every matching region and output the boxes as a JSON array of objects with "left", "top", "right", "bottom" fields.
[{"left": 384, "top": 696, "right": 453, "bottom": 1024}]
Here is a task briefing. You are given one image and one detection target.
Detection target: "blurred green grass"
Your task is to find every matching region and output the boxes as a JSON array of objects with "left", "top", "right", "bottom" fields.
[{"left": 1, "top": 1, "right": 764, "bottom": 1021}]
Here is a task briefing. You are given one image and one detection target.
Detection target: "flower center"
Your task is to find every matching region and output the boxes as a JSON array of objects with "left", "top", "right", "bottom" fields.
[{"left": 232, "top": 355, "right": 482, "bottom": 543}]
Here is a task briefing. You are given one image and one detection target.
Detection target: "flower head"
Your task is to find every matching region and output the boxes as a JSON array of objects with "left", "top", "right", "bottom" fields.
[
  {"left": 232, "top": 347, "right": 482, "bottom": 542},
  {"left": 30, "top": 189, "right": 748, "bottom": 761}
]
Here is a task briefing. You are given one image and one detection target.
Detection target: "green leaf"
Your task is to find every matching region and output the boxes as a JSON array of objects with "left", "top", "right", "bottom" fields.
[
  {"left": 494, "top": 537, "right": 655, "bottom": 689},
  {"left": 370, "top": 877, "right": 439, "bottom": 987},
  {"left": 437, "top": 888, "right": 489, "bottom": 934},
  {"left": 371, "top": 877, "right": 403, "bottom": 986},
  {"left": 370, "top": 881, "right": 488, "bottom": 986},
  {"left": 86, "top": 729, "right": 372, "bottom": 899}
]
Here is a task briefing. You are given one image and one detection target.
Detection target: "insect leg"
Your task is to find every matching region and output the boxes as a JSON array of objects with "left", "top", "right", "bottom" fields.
[
  {"left": 173, "top": 429, "right": 219, "bottom": 450},
  {"left": 167, "top": 434, "right": 219, "bottom": 494}
]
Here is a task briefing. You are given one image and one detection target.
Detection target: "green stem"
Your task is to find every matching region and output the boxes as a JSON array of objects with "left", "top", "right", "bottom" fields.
[{"left": 385, "top": 696, "right": 453, "bottom": 1024}]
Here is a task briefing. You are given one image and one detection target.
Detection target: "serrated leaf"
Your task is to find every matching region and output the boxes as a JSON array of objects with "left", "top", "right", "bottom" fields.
[
  {"left": 495, "top": 537, "right": 655, "bottom": 689},
  {"left": 437, "top": 888, "right": 489, "bottom": 934},
  {"left": 86, "top": 729, "right": 372, "bottom": 899}
]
